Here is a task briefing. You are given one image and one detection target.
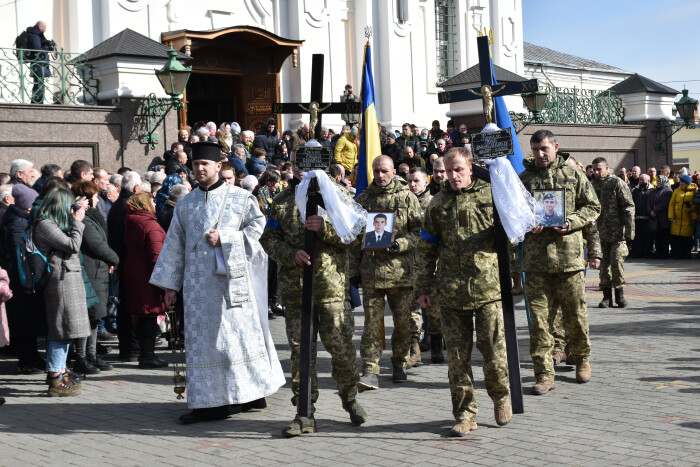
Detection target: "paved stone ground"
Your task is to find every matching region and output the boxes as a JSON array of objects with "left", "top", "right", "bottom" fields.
[{"left": 1, "top": 259, "right": 699, "bottom": 466}]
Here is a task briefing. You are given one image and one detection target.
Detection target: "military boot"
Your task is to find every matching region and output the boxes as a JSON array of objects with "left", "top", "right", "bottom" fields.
[
  {"left": 614, "top": 288, "right": 627, "bottom": 308},
  {"left": 598, "top": 287, "right": 613, "bottom": 308},
  {"left": 282, "top": 415, "right": 317, "bottom": 437},
  {"left": 409, "top": 338, "right": 423, "bottom": 367},
  {"left": 342, "top": 399, "right": 368, "bottom": 426},
  {"left": 511, "top": 273, "right": 523, "bottom": 295},
  {"left": 430, "top": 334, "right": 445, "bottom": 364}
]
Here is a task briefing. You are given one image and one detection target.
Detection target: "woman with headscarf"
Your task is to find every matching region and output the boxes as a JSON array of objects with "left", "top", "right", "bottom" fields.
[
  {"left": 154, "top": 173, "right": 184, "bottom": 211},
  {"left": 668, "top": 174, "right": 697, "bottom": 259},
  {"left": 648, "top": 175, "right": 673, "bottom": 258},
  {"left": 124, "top": 192, "right": 168, "bottom": 368},
  {"left": 219, "top": 122, "right": 233, "bottom": 149}
]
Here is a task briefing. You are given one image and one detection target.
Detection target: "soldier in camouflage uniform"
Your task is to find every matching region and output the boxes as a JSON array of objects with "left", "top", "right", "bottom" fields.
[
  {"left": 416, "top": 147, "right": 511, "bottom": 437},
  {"left": 407, "top": 167, "right": 444, "bottom": 364},
  {"left": 508, "top": 243, "right": 522, "bottom": 294},
  {"left": 519, "top": 130, "right": 600, "bottom": 394},
  {"left": 549, "top": 221, "right": 602, "bottom": 364},
  {"left": 591, "top": 157, "right": 635, "bottom": 309},
  {"left": 260, "top": 176, "right": 367, "bottom": 437},
  {"left": 350, "top": 156, "right": 423, "bottom": 388}
]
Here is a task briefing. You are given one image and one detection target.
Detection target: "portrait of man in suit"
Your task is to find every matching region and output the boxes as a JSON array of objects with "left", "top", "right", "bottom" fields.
[{"left": 363, "top": 212, "right": 394, "bottom": 249}]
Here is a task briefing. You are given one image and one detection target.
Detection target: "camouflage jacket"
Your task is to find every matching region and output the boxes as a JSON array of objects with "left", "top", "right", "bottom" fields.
[
  {"left": 349, "top": 178, "right": 422, "bottom": 289},
  {"left": 591, "top": 172, "right": 635, "bottom": 242},
  {"left": 415, "top": 188, "right": 433, "bottom": 213},
  {"left": 260, "top": 186, "right": 356, "bottom": 306},
  {"left": 582, "top": 221, "right": 602, "bottom": 259},
  {"left": 415, "top": 178, "right": 500, "bottom": 310},
  {"left": 519, "top": 156, "right": 601, "bottom": 273}
]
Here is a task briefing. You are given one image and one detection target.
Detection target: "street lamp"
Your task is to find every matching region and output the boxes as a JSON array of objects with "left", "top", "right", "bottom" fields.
[
  {"left": 513, "top": 88, "right": 549, "bottom": 134},
  {"left": 139, "top": 48, "right": 192, "bottom": 150},
  {"left": 656, "top": 89, "right": 698, "bottom": 154}
]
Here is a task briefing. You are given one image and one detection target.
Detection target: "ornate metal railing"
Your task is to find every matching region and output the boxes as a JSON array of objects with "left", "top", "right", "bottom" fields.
[
  {"left": 0, "top": 47, "right": 99, "bottom": 105},
  {"left": 511, "top": 84, "right": 625, "bottom": 132}
]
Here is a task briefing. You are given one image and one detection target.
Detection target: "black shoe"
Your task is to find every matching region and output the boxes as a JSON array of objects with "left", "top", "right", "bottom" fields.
[
  {"left": 18, "top": 357, "right": 45, "bottom": 375},
  {"left": 179, "top": 411, "right": 207, "bottom": 425},
  {"left": 267, "top": 310, "right": 276, "bottom": 320},
  {"left": 139, "top": 355, "right": 169, "bottom": 369},
  {"left": 357, "top": 372, "right": 379, "bottom": 390},
  {"left": 96, "top": 343, "right": 112, "bottom": 355},
  {"left": 271, "top": 303, "right": 285, "bottom": 316},
  {"left": 87, "top": 355, "right": 114, "bottom": 371},
  {"left": 392, "top": 366, "right": 408, "bottom": 383},
  {"left": 118, "top": 353, "right": 139, "bottom": 362},
  {"left": 73, "top": 357, "right": 101, "bottom": 375},
  {"left": 97, "top": 330, "right": 118, "bottom": 341},
  {"left": 242, "top": 398, "right": 267, "bottom": 412}
]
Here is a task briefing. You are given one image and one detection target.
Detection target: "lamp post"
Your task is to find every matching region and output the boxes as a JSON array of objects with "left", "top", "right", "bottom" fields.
[
  {"left": 655, "top": 89, "right": 698, "bottom": 154},
  {"left": 513, "top": 88, "right": 549, "bottom": 134},
  {"left": 139, "top": 48, "right": 192, "bottom": 150}
]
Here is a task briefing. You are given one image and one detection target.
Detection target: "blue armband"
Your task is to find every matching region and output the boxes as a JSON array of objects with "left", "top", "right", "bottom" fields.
[
  {"left": 266, "top": 218, "right": 281, "bottom": 230},
  {"left": 420, "top": 229, "right": 440, "bottom": 244}
]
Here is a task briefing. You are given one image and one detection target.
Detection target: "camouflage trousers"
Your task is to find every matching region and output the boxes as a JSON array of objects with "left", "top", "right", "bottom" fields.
[
  {"left": 360, "top": 286, "right": 412, "bottom": 373},
  {"left": 547, "top": 296, "right": 570, "bottom": 353},
  {"left": 285, "top": 301, "right": 359, "bottom": 408},
  {"left": 525, "top": 271, "right": 591, "bottom": 382},
  {"left": 599, "top": 241, "right": 628, "bottom": 289},
  {"left": 409, "top": 306, "right": 422, "bottom": 340},
  {"left": 441, "top": 303, "right": 510, "bottom": 422}
]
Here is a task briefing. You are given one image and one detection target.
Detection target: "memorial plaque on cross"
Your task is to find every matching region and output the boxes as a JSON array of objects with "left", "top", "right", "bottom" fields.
[{"left": 437, "top": 35, "right": 539, "bottom": 415}]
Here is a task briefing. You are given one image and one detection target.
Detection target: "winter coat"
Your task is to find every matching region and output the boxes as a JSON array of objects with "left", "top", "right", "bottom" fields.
[
  {"left": 228, "top": 154, "right": 248, "bottom": 176},
  {"left": 253, "top": 121, "right": 282, "bottom": 160},
  {"left": 334, "top": 133, "right": 359, "bottom": 173},
  {"left": 80, "top": 252, "right": 100, "bottom": 312},
  {"left": 668, "top": 183, "right": 698, "bottom": 238},
  {"left": 124, "top": 210, "right": 166, "bottom": 316},
  {"left": 81, "top": 208, "right": 119, "bottom": 321},
  {"left": 246, "top": 157, "right": 267, "bottom": 176},
  {"left": 519, "top": 156, "right": 601, "bottom": 273},
  {"left": 382, "top": 142, "right": 404, "bottom": 167},
  {"left": 25, "top": 26, "right": 52, "bottom": 78},
  {"left": 396, "top": 134, "right": 420, "bottom": 153},
  {"left": 647, "top": 186, "right": 673, "bottom": 230},
  {"left": 1, "top": 204, "right": 29, "bottom": 269},
  {"left": 156, "top": 201, "right": 175, "bottom": 232},
  {"left": 33, "top": 218, "right": 90, "bottom": 341},
  {"left": 404, "top": 155, "right": 426, "bottom": 170},
  {"left": 107, "top": 188, "right": 134, "bottom": 263}
]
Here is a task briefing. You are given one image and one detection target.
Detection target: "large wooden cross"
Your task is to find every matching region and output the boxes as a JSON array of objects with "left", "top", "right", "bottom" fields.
[
  {"left": 437, "top": 35, "right": 539, "bottom": 415},
  {"left": 272, "top": 54, "right": 360, "bottom": 140}
]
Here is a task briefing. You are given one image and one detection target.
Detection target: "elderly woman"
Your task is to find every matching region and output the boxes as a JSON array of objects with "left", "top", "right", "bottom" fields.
[
  {"left": 34, "top": 188, "right": 90, "bottom": 397},
  {"left": 124, "top": 192, "right": 168, "bottom": 368}
]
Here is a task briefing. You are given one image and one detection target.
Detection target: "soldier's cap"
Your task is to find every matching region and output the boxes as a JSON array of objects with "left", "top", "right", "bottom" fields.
[
  {"left": 542, "top": 193, "right": 557, "bottom": 201},
  {"left": 191, "top": 141, "right": 223, "bottom": 162}
]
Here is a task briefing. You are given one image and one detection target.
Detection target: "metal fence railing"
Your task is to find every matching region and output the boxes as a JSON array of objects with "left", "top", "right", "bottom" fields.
[{"left": 0, "top": 47, "right": 99, "bottom": 105}]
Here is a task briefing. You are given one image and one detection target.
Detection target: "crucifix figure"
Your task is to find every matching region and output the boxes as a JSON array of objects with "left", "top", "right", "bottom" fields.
[
  {"left": 468, "top": 84, "right": 506, "bottom": 123},
  {"left": 298, "top": 101, "right": 332, "bottom": 138},
  {"left": 436, "top": 35, "right": 541, "bottom": 416}
]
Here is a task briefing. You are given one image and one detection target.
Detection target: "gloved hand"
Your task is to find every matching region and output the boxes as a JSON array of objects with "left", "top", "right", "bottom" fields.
[
  {"left": 349, "top": 276, "right": 362, "bottom": 289},
  {"left": 387, "top": 241, "right": 400, "bottom": 254}
]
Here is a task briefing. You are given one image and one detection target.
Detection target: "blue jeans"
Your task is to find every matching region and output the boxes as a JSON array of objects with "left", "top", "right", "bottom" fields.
[{"left": 46, "top": 340, "right": 72, "bottom": 373}]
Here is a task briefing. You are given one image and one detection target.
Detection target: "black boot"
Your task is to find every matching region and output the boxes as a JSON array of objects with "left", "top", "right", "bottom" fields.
[
  {"left": 430, "top": 334, "right": 445, "bottom": 364},
  {"left": 138, "top": 338, "right": 168, "bottom": 369},
  {"left": 419, "top": 333, "right": 431, "bottom": 352},
  {"left": 614, "top": 288, "right": 627, "bottom": 308},
  {"left": 73, "top": 357, "right": 101, "bottom": 376},
  {"left": 598, "top": 288, "right": 613, "bottom": 308}
]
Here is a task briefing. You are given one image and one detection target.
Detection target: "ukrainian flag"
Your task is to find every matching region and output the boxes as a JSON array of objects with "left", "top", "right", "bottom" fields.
[
  {"left": 490, "top": 59, "right": 526, "bottom": 174},
  {"left": 356, "top": 41, "right": 381, "bottom": 196}
]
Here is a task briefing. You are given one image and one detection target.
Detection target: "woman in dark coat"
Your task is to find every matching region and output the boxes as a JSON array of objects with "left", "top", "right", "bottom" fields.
[
  {"left": 1, "top": 183, "right": 46, "bottom": 374},
  {"left": 72, "top": 181, "right": 119, "bottom": 373},
  {"left": 123, "top": 192, "right": 168, "bottom": 369},
  {"left": 33, "top": 187, "right": 90, "bottom": 397},
  {"left": 648, "top": 175, "right": 674, "bottom": 258}
]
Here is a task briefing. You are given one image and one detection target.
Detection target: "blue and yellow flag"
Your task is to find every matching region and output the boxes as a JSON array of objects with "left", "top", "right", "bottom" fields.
[
  {"left": 490, "top": 59, "right": 526, "bottom": 174},
  {"left": 356, "top": 42, "right": 381, "bottom": 196}
]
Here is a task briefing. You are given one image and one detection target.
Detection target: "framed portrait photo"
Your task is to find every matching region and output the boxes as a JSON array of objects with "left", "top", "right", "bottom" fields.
[
  {"left": 362, "top": 211, "right": 396, "bottom": 251},
  {"left": 534, "top": 188, "right": 566, "bottom": 228}
]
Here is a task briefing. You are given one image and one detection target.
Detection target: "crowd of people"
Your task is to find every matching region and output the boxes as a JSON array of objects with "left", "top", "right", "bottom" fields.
[{"left": 0, "top": 112, "right": 698, "bottom": 436}]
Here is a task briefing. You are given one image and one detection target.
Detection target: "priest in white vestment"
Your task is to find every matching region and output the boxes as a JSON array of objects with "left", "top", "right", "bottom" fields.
[{"left": 150, "top": 141, "right": 285, "bottom": 424}]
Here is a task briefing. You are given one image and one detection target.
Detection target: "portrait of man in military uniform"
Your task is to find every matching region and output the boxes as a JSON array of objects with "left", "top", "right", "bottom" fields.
[
  {"left": 363, "top": 212, "right": 394, "bottom": 250},
  {"left": 535, "top": 190, "right": 566, "bottom": 227}
]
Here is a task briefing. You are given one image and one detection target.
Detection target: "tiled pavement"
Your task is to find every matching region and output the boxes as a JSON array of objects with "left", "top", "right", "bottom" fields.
[{"left": 1, "top": 258, "right": 699, "bottom": 466}]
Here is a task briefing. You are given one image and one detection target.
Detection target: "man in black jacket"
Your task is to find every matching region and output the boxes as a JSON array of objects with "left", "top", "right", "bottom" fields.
[
  {"left": 24, "top": 21, "right": 55, "bottom": 104},
  {"left": 253, "top": 118, "right": 282, "bottom": 160}
]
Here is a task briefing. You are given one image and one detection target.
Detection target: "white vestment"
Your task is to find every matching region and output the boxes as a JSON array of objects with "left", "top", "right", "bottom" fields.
[{"left": 150, "top": 182, "right": 285, "bottom": 409}]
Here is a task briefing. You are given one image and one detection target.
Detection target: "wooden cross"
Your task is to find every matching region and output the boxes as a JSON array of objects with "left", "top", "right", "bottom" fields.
[
  {"left": 272, "top": 54, "right": 360, "bottom": 140},
  {"left": 437, "top": 35, "right": 538, "bottom": 415}
]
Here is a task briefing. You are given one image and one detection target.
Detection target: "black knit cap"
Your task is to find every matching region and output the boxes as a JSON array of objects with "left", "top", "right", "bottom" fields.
[{"left": 191, "top": 141, "right": 223, "bottom": 162}]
